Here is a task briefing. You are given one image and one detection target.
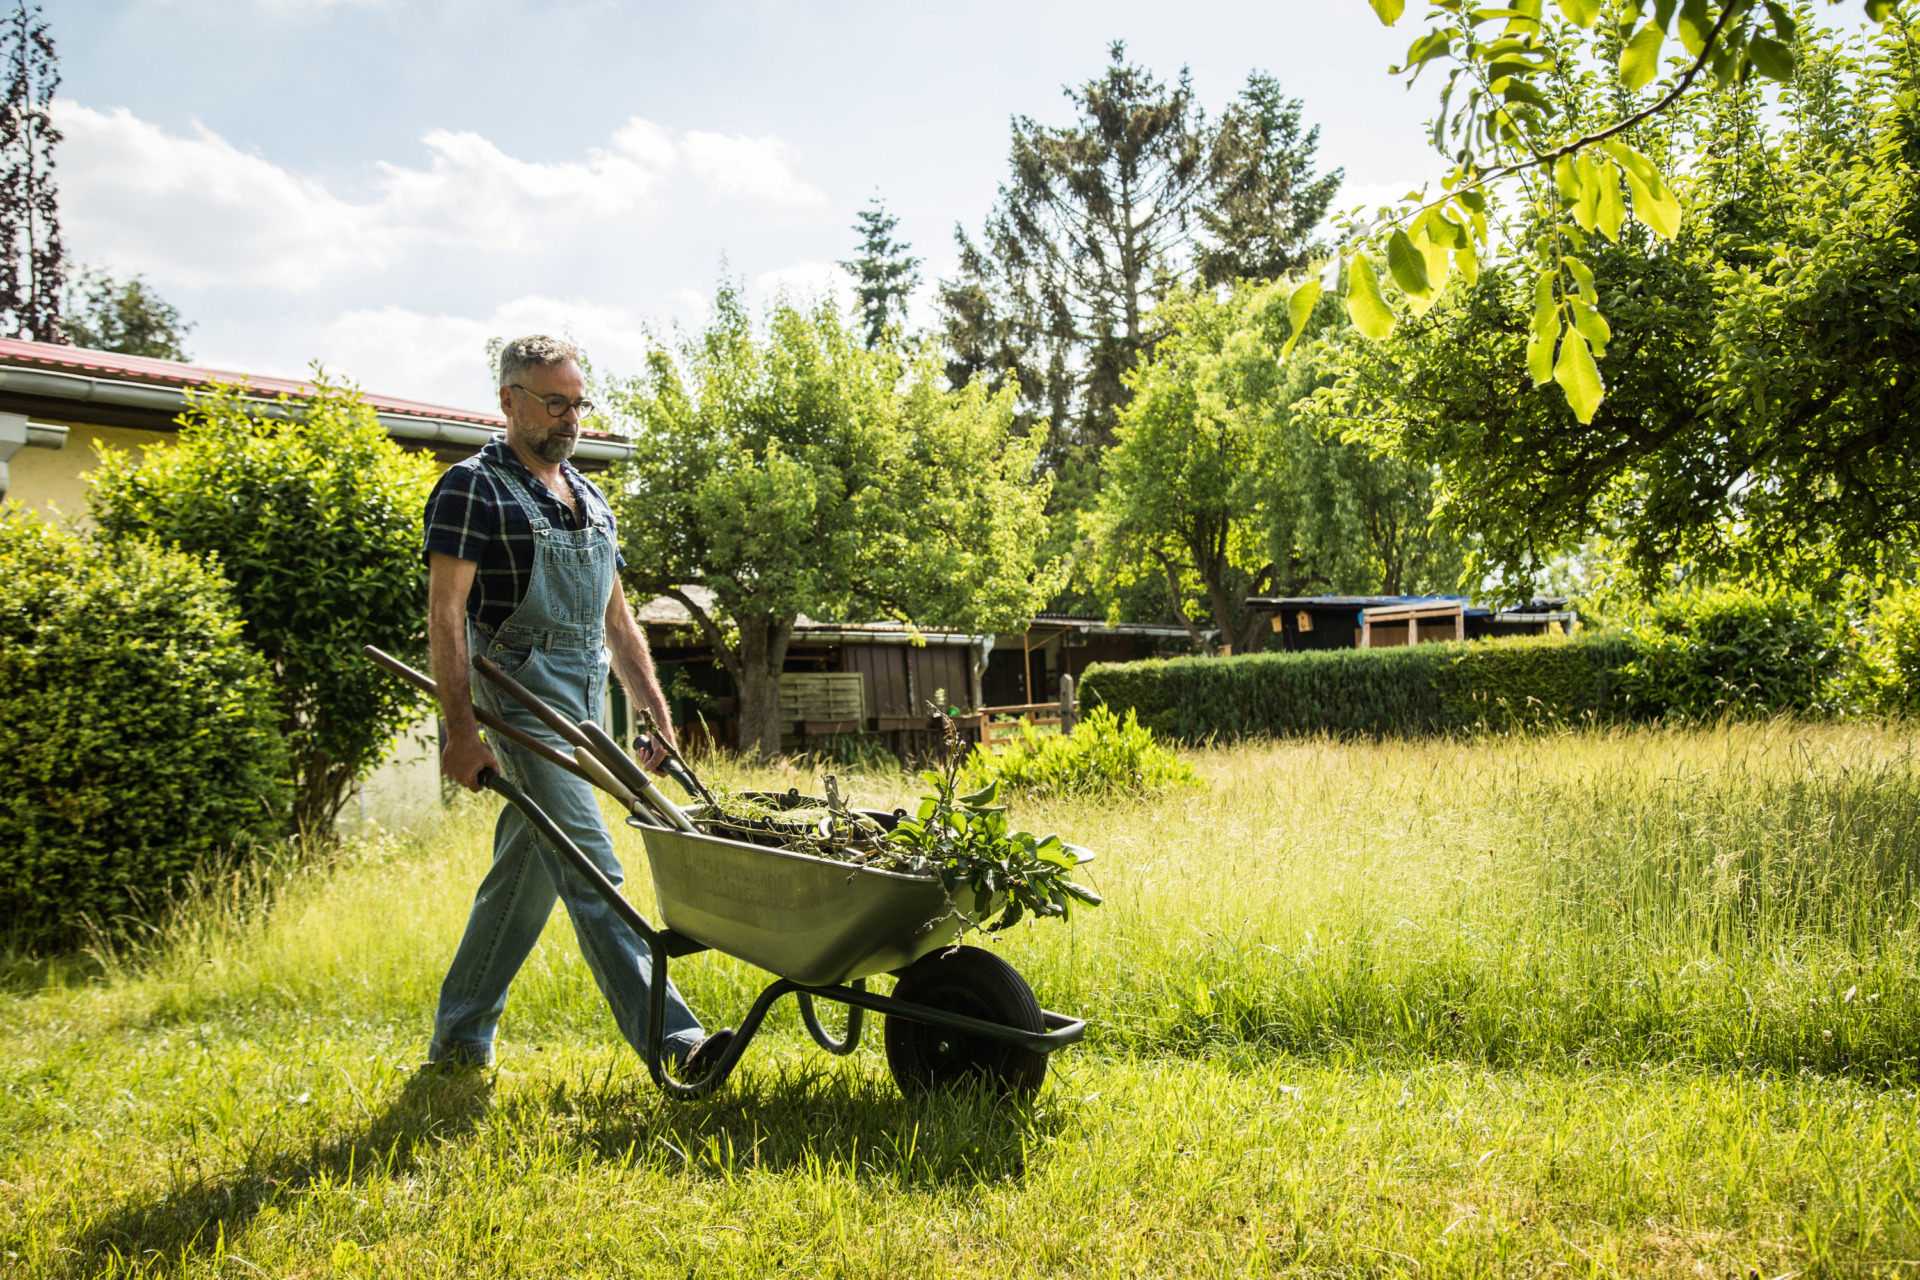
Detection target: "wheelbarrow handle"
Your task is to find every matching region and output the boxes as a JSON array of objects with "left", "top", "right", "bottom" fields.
[
  {"left": 361, "top": 645, "right": 593, "bottom": 787},
  {"left": 471, "top": 655, "right": 696, "bottom": 829}
]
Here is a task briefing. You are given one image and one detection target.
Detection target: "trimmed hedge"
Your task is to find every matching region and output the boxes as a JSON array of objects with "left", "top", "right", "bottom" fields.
[
  {"left": 0, "top": 515, "right": 288, "bottom": 950},
  {"left": 1079, "top": 634, "right": 1632, "bottom": 743}
]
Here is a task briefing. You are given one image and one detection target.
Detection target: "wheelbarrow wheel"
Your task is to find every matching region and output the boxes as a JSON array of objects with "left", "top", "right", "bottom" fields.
[{"left": 884, "top": 946, "right": 1047, "bottom": 1097}]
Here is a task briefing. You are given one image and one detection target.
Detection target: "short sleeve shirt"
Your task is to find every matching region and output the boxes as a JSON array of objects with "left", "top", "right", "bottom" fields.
[{"left": 421, "top": 438, "right": 625, "bottom": 633}]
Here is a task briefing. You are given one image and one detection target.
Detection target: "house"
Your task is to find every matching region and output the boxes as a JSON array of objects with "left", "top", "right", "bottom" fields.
[
  {"left": 0, "top": 337, "right": 637, "bottom": 825},
  {"left": 1245, "top": 595, "right": 1580, "bottom": 652},
  {"left": 0, "top": 337, "right": 634, "bottom": 516}
]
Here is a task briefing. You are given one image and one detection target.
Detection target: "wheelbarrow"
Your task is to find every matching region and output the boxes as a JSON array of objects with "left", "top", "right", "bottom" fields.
[{"left": 363, "top": 646, "right": 1088, "bottom": 1100}]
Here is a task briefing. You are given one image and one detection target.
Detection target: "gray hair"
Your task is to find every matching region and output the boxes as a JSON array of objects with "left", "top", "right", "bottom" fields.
[{"left": 497, "top": 334, "right": 583, "bottom": 387}]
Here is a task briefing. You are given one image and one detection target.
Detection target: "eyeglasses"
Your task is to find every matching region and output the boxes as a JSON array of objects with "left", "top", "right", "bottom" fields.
[{"left": 510, "top": 384, "right": 595, "bottom": 418}]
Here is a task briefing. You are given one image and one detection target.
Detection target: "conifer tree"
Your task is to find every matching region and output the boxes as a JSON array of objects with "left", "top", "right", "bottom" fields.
[
  {"left": 0, "top": 0, "right": 60, "bottom": 342},
  {"left": 839, "top": 196, "right": 921, "bottom": 350},
  {"left": 1197, "top": 72, "right": 1343, "bottom": 286}
]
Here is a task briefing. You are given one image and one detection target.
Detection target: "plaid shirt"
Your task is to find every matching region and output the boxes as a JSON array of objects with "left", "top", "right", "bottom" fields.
[{"left": 421, "top": 438, "right": 625, "bottom": 633}]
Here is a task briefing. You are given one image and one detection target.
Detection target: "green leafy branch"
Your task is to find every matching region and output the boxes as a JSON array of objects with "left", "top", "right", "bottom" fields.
[{"left": 1274, "top": 0, "right": 1897, "bottom": 424}]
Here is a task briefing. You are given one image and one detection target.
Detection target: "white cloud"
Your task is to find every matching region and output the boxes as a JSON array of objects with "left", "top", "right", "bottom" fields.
[
  {"left": 54, "top": 100, "right": 826, "bottom": 291},
  {"left": 751, "top": 259, "right": 848, "bottom": 309},
  {"left": 682, "top": 131, "right": 824, "bottom": 207},
  {"left": 57, "top": 103, "right": 378, "bottom": 288}
]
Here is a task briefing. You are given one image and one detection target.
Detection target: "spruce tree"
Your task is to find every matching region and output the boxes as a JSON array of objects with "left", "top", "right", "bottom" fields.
[
  {"left": 939, "top": 43, "right": 1213, "bottom": 463},
  {"left": 839, "top": 197, "right": 921, "bottom": 350},
  {"left": 1196, "top": 72, "right": 1343, "bottom": 286},
  {"left": 0, "top": 0, "right": 60, "bottom": 343}
]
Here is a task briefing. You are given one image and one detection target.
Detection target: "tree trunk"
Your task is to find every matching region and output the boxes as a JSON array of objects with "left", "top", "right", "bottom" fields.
[
  {"left": 734, "top": 613, "right": 796, "bottom": 759},
  {"left": 665, "top": 589, "right": 797, "bottom": 761}
]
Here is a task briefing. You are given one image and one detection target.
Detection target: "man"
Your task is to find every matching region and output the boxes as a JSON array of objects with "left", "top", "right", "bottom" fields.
[{"left": 421, "top": 333, "right": 729, "bottom": 1076}]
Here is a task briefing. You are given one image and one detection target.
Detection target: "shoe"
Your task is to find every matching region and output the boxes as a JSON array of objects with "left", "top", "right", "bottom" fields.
[{"left": 678, "top": 1028, "right": 735, "bottom": 1082}]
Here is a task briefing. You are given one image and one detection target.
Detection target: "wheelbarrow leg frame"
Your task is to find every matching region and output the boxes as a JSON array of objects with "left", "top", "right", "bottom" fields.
[{"left": 484, "top": 771, "right": 1086, "bottom": 1101}]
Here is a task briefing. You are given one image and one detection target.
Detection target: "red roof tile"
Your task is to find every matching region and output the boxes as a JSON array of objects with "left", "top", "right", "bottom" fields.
[{"left": 0, "top": 337, "right": 627, "bottom": 440}]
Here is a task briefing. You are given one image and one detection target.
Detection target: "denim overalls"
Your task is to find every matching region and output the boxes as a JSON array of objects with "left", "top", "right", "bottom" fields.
[{"left": 429, "top": 459, "right": 703, "bottom": 1067}]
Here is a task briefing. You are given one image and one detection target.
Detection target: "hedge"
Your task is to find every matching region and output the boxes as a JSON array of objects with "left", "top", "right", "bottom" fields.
[
  {"left": 0, "top": 515, "right": 288, "bottom": 950},
  {"left": 1079, "top": 633, "right": 1633, "bottom": 743}
]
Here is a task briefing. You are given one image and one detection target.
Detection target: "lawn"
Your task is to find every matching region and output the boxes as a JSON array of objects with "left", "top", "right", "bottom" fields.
[{"left": 5, "top": 722, "right": 1920, "bottom": 1277}]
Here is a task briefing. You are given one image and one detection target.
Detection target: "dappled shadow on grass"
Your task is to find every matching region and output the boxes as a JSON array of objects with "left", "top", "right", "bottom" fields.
[
  {"left": 54, "top": 1055, "right": 1058, "bottom": 1276},
  {"left": 534, "top": 1058, "right": 1062, "bottom": 1186},
  {"left": 62, "top": 1063, "right": 496, "bottom": 1277}
]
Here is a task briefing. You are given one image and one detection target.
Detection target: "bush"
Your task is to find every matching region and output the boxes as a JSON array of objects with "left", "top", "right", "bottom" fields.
[
  {"left": 1080, "top": 634, "right": 1625, "bottom": 743},
  {"left": 0, "top": 513, "right": 287, "bottom": 950},
  {"left": 1845, "top": 583, "right": 1920, "bottom": 716},
  {"left": 89, "top": 377, "right": 439, "bottom": 833},
  {"left": 1615, "top": 586, "right": 1843, "bottom": 721},
  {"left": 960, "top": 705, "right": 1199, "bottom": 798}
]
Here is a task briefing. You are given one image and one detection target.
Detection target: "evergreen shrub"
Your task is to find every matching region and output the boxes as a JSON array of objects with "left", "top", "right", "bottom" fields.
[
  {"left": 0, "top": 514, "right": 287, "bottom": 950},
  {"left": 1615, "top": 586, "right": 1842, "bottom": 721},
  {"left": 1079, "top": 634, "right": 1627, "bottom": 743}
]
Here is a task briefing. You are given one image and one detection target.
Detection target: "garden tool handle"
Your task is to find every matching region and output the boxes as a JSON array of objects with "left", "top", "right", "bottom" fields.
[
  {"left": 578, "top": 719, "right": 700, "bottom": 834},
  {"left": 635, "top": 734, "right": 703, "bottom": 801},
  {"left": 360, "top": 645, "right": 592, "bottom": 785}
]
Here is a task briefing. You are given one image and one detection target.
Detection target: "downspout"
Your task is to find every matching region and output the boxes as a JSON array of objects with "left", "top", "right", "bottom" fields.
[
  {"left": 0, "top": 412, "right": 66, "bottom": 500},
  {"left": 968, "top": 636, "right": 994, "bottom": 713}
]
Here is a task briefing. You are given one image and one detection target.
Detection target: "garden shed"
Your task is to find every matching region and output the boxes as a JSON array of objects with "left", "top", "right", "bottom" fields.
[{"left": 1247, "top": 595, "right": 1580, "bottom": 653}]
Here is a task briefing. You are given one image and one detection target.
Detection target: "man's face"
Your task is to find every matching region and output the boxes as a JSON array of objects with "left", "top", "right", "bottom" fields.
[{"left": 499, "top": 359, "right": 588, "bottom": 465}]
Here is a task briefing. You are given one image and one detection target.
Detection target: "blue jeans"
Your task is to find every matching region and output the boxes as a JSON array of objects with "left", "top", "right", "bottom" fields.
[{"left": 429, "top": 640, "right": 705, "bottom": 1067}]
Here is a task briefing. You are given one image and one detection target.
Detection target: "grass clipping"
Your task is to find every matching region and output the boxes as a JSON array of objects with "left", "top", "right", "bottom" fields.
[{"left": 695, "top": 713, "right": 1101, "bottom": 934}]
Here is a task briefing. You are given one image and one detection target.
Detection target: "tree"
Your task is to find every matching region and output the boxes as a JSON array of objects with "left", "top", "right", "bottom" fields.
[
  {"left": 1293, "top": 0, "right": 1898, "bottom": 428},
  {"left": 1195, "top": 72, "right": 1344, "bottom": 286},
  {"left": 1093, "top": 280, "right": 1464, "bottom": 654},
  {"left": 0, "top": 0, "right": 59, "bottom": 342},
  {"left": 89, "top": 376, "right": 439, "bottom": 834},
  {"left": 63, "top": 267, "right": 193, "bottom": 360},
  {"left": 608, "top": 283, "right": 1060, "bottom": 757},
  {"left": 938, "top": 42, "right": 1214, "bottom": 461},
  {"left": 1309, "top": 16, "right": 1920, "bottom": 595},
  {"left": 839, "top": 197, "right": 921, "bottom": 350}
]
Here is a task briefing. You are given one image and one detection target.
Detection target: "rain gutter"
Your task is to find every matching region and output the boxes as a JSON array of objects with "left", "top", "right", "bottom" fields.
[{"left": 0, "top": 365, "right": 638, "bottom": 463}]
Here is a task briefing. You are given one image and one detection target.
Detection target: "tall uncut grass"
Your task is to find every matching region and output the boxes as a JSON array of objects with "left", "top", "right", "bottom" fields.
[{"left": 7, "top": 719, "right": 1920, "bottom": 1276}]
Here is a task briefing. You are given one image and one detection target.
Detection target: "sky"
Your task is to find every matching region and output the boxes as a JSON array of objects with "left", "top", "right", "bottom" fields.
[{"left": 58, "top": 0, "right": 1445, "bottom": 412}]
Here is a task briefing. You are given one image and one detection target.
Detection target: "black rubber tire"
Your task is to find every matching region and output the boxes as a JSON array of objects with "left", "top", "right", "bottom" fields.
[{"left": 884, "top": 946, "right": 1048, "bottom": 1097}]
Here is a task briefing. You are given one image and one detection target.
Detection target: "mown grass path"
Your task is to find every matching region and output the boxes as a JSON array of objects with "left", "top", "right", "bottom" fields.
[{"left": 6, "top": 723, "right": 1920, "bottom": 1276}]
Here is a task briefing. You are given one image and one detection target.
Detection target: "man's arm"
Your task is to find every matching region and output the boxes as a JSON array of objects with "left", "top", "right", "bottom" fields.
[
  {"left": 605, "top": 576, "right": 677, "bottom": 770},
  {"left": 429, "top": 552, "right": 499, "bottom": 791}
]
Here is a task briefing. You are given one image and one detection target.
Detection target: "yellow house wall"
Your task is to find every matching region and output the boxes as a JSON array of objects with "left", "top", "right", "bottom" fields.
[
  {"left": 6, "top": 420, "right": 174, "bottom": 524},
  {"left": 7, "top": 420, "right": 460, "bottom": 525}
]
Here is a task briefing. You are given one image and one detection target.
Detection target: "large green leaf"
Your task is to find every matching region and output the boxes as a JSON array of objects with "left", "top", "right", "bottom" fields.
[
  {"left": 1556, "top": 0, "right": 1601, "bottom": 29},
  {"left": 1602, "top": 140, "right": 1683, "bottom": 238},
  {"left": 1528, "top": 271, "right": 1558, "bottom": 387},
  {"left": 1748, "top": 35, "right": 1794, "bottom": 81},
  {"left": 1369, "top": 0, "right": 1405, "bottom": 22},
  {"left": 1594, "top": 161, "right": 1626, "bottom": 242},
  {"left": 1278, "top": 279, "right": 1322, "bottom": 361},
  {"left": 1554, "top": 330, "right": 1604, "bottom": 423},
  {"left": 1676, "top": 0, "right": 1711, "bottom": 56},
  {"left": 1619, "top": 22, "right": 1665, "bottom": 90},
  {"left": 1386, "top": 229, "right": 1433, "bottom": 298},
  {"left": 1346, "top": 255, "right": 1397, "bottom": 340}
]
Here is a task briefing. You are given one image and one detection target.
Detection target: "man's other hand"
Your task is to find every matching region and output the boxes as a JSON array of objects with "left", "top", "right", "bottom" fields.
[
  {"left": 636, "top": 733, "right": 670, "bottom": 773},
  {"left": 443, "top": 730, "right": 501, "bottom": 792}
]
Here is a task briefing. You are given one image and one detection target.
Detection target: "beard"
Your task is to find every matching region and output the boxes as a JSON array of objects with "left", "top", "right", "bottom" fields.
[{"left": 530, "top": 424, "right": 577, "bottom": 464}]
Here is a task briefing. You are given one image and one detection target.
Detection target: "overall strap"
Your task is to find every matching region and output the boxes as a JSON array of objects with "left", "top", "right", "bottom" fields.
[{"left": 484, "top": 453, "right": 557, "bottom": 536}]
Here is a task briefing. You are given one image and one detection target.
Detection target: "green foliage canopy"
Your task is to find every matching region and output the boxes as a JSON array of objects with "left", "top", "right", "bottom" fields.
[
  {"left": 0, "top": 512, "right": 286, "bottom": 949},
  {"left": 1092, "top": 278, "right": 1465, "bottom": 650},
  {"left": 1321, "top": 0, "right": 1900, "bottom": 424},
  {"left": 1309, "top": 19, "right": 1919, "bottom": 593},
  {"left": 608, "top": 283, "right": 1060, "bottom": 757},
  {"left": 88, "top": 377, "right": 438, "bottom": 834}
]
